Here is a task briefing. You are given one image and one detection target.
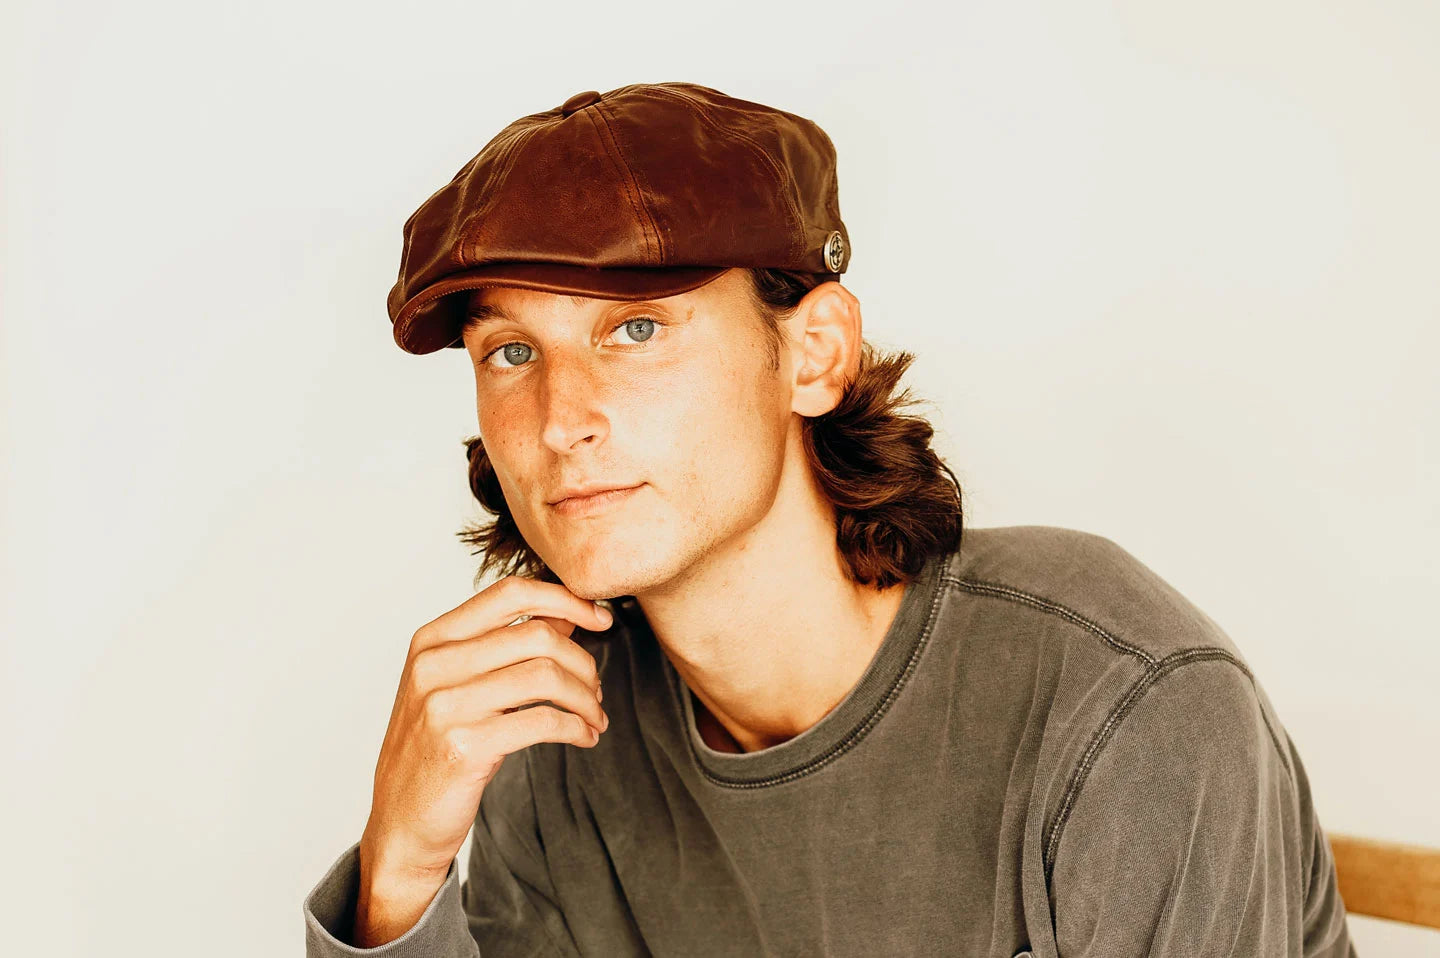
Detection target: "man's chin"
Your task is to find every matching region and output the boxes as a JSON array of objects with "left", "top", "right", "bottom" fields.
[{"left": 546, "top": 548, "right": 665, "bottom": 605}]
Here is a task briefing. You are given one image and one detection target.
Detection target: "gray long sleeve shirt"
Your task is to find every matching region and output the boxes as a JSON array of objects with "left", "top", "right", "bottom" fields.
[{"left": 302, "top": 524, "right": 1357, "bottom": 956}]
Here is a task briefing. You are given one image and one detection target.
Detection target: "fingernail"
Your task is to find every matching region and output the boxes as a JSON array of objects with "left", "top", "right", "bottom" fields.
[
  {"left": 596, "top": 684, "right": 603, "bottom": 702},
  {"left": 597, "top": 605, "right": 613, "bottom": 627}
]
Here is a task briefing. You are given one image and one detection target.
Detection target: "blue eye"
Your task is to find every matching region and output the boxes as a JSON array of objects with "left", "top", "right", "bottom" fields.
[
  {"left": 482, "top": 316, "right": 663, "bottom": 369},
  {"left": 489, "top": 342, "right": 533, "bottom": 368},
  {"left": 612, "top": 317, "right": 657, "bottom": 344}
]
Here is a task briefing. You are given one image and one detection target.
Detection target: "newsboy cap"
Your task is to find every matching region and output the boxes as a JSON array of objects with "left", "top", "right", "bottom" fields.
[{"left": 387, "top": 82, "right": 851, "bottom": 354}]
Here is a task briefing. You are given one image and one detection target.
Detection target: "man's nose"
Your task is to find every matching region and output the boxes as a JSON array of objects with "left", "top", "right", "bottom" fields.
[{"left": 538, "top": 353, "right": 608, "bottom": 451}]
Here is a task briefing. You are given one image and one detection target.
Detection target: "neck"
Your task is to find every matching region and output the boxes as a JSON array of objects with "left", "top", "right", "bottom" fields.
[{"left": 630, "top": 449, "right": 910, "bottom": 755}]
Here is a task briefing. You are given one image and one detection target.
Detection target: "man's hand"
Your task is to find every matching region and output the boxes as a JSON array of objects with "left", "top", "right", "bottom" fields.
[{"left": 352, "top": 575, "right": 613, "bottom": 946}]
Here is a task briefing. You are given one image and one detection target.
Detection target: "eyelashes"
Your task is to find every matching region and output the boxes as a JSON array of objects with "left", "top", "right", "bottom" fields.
[{"left": 481, "top": 316, "right": 665, "bottom": 370}]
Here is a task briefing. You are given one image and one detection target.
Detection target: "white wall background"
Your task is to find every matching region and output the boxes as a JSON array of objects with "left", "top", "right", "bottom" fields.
[{"left": 3, "top": 0, "right": 1435, "bottom": 954}]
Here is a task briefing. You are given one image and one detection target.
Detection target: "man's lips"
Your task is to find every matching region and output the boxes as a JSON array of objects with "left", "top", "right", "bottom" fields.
[{"left": 550, "top": 483, "right": 643, "bottom": 515}]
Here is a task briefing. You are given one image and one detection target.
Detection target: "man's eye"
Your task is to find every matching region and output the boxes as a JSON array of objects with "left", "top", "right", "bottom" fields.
[
  {"left": 609, "top": 316, "right": 660, "bottom": 345},
  {"left": 482, "top": 316, "right": 663, "bottom": 370},
  {"left": 486, "top": 342, "right": 533, "bottom": 368}
]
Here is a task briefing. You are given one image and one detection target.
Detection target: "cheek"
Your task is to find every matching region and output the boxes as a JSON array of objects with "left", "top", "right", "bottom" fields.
[
  {"left": 475, "top": 402, "right": 527, "bottom": 490},
  {"left": 663, "top": 351, "right": 788, "bottom": 485}
]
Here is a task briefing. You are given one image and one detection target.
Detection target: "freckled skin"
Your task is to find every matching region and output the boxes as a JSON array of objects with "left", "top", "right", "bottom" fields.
[
  {"left": 462, "top": 268, "right": 907, "bottom": 755},
  {"left": 462, "top": 269, "right": 797, "bottom": 602}
]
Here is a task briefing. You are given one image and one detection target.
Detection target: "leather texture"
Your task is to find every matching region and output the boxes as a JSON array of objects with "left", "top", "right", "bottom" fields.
[{"left": 387, "top": 82, "right": 850, "bottom": 354}]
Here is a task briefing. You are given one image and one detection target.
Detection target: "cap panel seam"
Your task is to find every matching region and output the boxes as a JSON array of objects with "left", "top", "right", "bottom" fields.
[
  {"left": 456, "top": 122, "right": 546, "bottom": 268},
  {"left": 591, "top": 99, "right": 665, "bottom": 263},
  {"left": 584, "top": 104, "right": 659, "bottom": 263},
  {"left": 641, "top": 86, "right": 807, "bottom": 264}
]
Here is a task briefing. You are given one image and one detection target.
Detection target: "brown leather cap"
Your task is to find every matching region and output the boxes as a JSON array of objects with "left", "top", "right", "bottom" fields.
[{"left": 387, "top": 82, "right": 851, "bottom": 354}]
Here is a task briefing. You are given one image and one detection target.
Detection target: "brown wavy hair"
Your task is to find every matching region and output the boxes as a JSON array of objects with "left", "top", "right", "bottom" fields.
[{"left": 457, "top": 268, "right": 965, "bottom": 598}]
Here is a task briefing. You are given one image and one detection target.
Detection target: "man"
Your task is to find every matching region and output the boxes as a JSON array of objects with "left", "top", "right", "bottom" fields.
[{"left": 303, "top": 83, "right": 1356, "bottom": 956}]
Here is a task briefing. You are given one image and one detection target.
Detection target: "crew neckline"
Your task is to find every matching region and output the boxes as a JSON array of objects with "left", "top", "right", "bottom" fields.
[{"left": 659, "top": 549, "right": 951, "bottom": 788}]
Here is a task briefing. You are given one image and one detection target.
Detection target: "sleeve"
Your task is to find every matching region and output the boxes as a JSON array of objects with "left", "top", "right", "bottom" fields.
[
  {"left": 302, "top": 841, "right": 477, "bottom": 958},
  {"left": 302, "top": 750, "right": 580, "bottom": 957},
  {"left": 1047, "top": 657, "right": 1357, "bottom": 958}
]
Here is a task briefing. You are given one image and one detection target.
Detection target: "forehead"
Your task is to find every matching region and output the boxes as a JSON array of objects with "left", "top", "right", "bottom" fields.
[
  {"left": 465, "top": 286, "right": 594, "bottom": 319},
  {"left": 460, "top": 266, "right": 748, "bottom": 341},
  {"left": 463, "top": 267, "right": 743, "bottom": 318}
]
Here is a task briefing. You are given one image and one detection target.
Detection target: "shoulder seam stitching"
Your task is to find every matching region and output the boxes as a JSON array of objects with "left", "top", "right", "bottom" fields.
[
  {"left": 1040, "top": 650, "right": 1294, "bottom": 890},
  {"left": 951, "top": 577, "right": 1159, "bottom": 666}
]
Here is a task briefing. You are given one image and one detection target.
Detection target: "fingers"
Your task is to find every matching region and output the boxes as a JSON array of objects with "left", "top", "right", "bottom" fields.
[
  {"left": 472, "top": 704, "right": 602, "bottom": 757},
  {"left": 423, "top": 653, "right": 609, "bottom": 740},
  {"left": 411, "top": 575, "right": 614, "bottom": 653},
  {"left": 409, "top": 617, "right": 601, "bottom": 700}
]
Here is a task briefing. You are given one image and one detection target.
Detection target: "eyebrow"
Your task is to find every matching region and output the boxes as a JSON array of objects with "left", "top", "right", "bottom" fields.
[{"left": 463, "top": 295, "right": 597, "bottom": 332}]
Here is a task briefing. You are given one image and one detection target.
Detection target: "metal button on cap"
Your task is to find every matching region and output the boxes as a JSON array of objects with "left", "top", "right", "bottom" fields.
[
  {"left": 560, "top": 90, "right": 602, "bottom": 117},
  {"left": 823, "top": 230, "right": 846, "bottom": 272}
]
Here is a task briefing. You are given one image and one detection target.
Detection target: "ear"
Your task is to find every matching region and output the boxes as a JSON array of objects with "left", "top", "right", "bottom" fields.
[{"left": 789, "top": 281, "right": 862, "bottom": 417}]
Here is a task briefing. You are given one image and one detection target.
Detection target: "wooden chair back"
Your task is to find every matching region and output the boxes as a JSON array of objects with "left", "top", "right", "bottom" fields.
[{"left": 1328, "top": 833, "right": 1440, "bottom": 929}]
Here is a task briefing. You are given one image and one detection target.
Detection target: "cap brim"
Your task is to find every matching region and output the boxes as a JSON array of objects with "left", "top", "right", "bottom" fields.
[{"left": 391, "top": 262, "right": 732, "bottom": 355}]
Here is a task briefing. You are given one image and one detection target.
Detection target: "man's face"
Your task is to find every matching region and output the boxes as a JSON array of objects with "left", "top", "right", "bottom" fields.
[{"left": 461, "top": 268, "right": 795, "bottom": 600}]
